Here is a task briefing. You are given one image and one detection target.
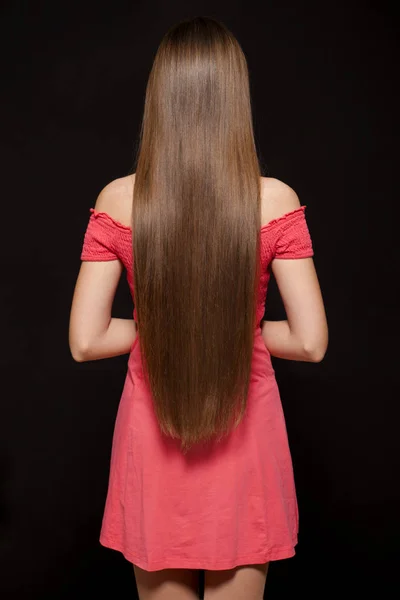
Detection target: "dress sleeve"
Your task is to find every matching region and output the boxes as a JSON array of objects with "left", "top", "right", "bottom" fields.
[
  {"left": 80, "top": 208, "right": 118, "bottom": 261},
  {"left": 272, "top": 206, "right": 314, "bottom": 259}
]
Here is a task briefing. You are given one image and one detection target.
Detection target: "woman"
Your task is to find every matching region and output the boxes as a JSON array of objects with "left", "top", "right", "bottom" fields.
[{"left": 69, "top": 16, "right": 328, "bottom": 600}]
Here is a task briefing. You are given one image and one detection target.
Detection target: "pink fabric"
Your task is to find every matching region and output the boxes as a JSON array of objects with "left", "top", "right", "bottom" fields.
[{"left": 80, "top": 205, "right": 314, "bottom": 571}]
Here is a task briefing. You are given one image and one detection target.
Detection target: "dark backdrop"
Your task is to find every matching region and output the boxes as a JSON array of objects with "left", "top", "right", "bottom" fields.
[{"left": 1, "top": 1, "right": 397, "bottom": 598}]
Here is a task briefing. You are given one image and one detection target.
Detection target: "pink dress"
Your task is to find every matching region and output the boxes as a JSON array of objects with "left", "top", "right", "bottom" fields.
[{"left": 80, "top": 204, "right": 314, "bottom": 572}]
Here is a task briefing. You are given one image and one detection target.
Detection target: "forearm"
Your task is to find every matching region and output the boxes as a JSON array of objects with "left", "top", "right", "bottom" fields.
[
  {"left": 75, "top": 318, "right": 137, "bottom": 361},
  {"left": 261, "top": 320, "right": 318, "bottom": 362}
]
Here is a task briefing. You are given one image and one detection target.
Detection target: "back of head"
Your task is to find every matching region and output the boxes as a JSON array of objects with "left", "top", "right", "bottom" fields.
[{"left": 132, "top": 16, "right": 262, "bottom": 453}]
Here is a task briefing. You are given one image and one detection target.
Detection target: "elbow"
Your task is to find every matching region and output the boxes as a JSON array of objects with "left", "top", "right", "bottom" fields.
[
  {"left": 69, "top": 339, "right": 91, "bottom": 363},
  {"left": 303, "top": 338, "right": 328, "bottom": 363},
  {"left": 71, "top": 349, "right": 87, "bottom": 362},
  {"left": 304, "top": 346, "right": 327, "bottom": 363},
  {"left": 302, "top": 322, "right": 329, "bottom": 362}
]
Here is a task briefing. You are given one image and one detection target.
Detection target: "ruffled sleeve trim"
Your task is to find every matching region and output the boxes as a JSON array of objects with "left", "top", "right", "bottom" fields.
[
  {"left": 89, "top": 208, "right": 132, "bottom": 232},
  {"left": 260, "top": 205, "right": 306, "bottom": 232},
  {"left": 80, "top": 208, "right": 122, "bottom": 261},
  {"left": 263, "top": 205, "right": 314, "bottom": 260}
]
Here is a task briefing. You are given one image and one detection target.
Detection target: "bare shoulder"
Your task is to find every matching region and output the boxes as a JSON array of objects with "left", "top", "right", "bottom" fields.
[
  {"left": 93, "top": 173, "right": 136, "bottom": 227},
  {"left": 92, "top": 174, "right": 299, "bottom": 229},
  {"left": 260, "top": 176, "right": 301, "bottom": 227}
]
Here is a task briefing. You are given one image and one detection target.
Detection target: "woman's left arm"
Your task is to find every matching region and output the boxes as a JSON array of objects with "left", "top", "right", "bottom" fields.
[{"left": 69, "top": 259, "right": 137, "bottom": 361}]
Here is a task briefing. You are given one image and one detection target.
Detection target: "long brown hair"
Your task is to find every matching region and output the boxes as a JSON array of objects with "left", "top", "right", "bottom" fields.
[{"left": 132, "top": 16, "right": 262, "bottom": 454}]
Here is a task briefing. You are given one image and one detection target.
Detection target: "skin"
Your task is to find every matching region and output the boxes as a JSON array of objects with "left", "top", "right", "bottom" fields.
[
  {"left": 68, "top": 175, "right": 328, "bottom": 599},
  {"left": 69, "top": 175, "right": 328, "bottom": 363}
]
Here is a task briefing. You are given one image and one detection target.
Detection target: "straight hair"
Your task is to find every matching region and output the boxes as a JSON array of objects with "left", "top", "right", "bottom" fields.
[{"left": 132, "top": 16, "right": 263, "bottom": 454}]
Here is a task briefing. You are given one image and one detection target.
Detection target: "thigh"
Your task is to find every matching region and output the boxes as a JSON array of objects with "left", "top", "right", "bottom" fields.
[
  {"left": 204, "top": 562, "right": 269, "bottom": 600},
  {"left": 133, "top": 564, "right": 200, "bottom": 600}
]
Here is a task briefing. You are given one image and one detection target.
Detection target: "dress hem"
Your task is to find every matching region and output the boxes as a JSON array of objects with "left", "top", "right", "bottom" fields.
[{"left": 99, "top": 533, "right": 298, "bottom": 572}]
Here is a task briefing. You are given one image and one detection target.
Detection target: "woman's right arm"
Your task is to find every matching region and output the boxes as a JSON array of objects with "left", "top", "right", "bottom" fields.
[{"left": 261, "top": 256, "right": 328, "bottom": 362}]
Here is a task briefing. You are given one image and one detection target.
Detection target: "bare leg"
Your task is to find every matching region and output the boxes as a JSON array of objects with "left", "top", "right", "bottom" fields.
[
  {"left": 204, "top": 563, "right": 269, "bottom": 600},
  {"left": 133, "top": 565, "right": 200, "bottom": 600}
]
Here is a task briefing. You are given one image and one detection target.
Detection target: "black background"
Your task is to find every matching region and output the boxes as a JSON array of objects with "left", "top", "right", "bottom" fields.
[{"left": 1, "top": 1, "right": 398, "bottom": 598}]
